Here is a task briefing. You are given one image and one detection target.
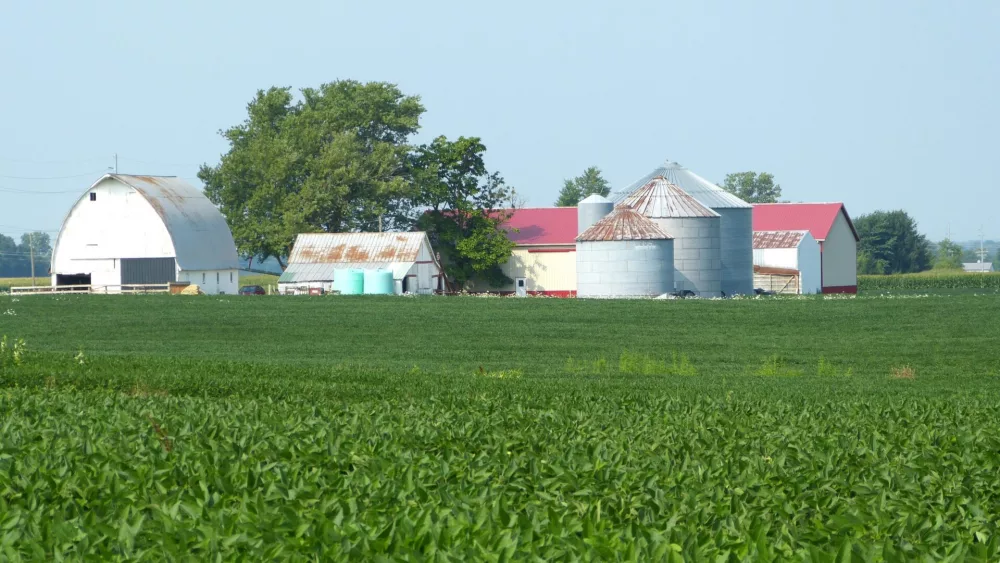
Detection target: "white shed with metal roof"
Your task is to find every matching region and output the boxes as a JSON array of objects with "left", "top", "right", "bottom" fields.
[
  {"left": 51, "top": 174, "right": 239, "bottom": 294},
  {"left": 752, "top": 230, "right": 821, "bottom": 294},
  {"left": 278, "top": 232, "right": 443, "bottom": 295}
]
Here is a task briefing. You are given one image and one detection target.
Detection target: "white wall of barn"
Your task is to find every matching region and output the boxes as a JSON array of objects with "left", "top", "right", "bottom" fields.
[
  {"left": 496, "top": 247, "right": 577, "bottom": 294},
  {"left": 822, "top": 213, "right": 858, "bottom": 289},
  {"left": 52, "top": 179, "right": 175, "bottom": 288},
  {"left": 752, "top": 233, "right": 822, "bottom": 294},
  {"left": 179, "top": 269, "right": 240, "bottom": 295}
]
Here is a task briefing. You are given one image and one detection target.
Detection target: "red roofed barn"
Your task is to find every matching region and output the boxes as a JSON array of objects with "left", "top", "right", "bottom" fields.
[
  {"left": 494, "top": 208, "right": 578, "bottom": 296},
  {"left": 752, "top": 203, "right": 859, "bottom": 293}
]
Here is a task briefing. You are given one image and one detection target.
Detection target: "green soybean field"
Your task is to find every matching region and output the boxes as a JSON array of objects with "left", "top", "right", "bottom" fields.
[{"left": 2, "top": 293, "right": 1000, "bottom": 561}]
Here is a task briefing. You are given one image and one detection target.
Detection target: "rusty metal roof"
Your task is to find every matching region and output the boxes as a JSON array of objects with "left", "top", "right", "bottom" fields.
[
  {"left": 288, "top": 232, "right": 430, "bottom": 264},
  {"left": 576, "top": 207, "right": 672, "bottom": 242},
  {"left": 92, "top": 174, "right": 239, "bottom": 270},
  {"left": 617, "top": 177, "right": 720, "bottom": 218},
  {"left": 612, "top": 160, "right": 752, "bottom": 209},
  {"left": 753, "top": 230, "right": 809, "bottom": 249}
]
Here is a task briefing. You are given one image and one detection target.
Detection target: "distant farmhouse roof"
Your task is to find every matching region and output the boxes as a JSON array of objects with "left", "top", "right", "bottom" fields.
[
  {"left": 963, "top": 262, "right": 994, "bottom": 273},
  {"left": 279, "top": 232, "right": 440, "bottom": 282},
  {"left": 752, "top": 203, "right": 859, "bottom": 242}
]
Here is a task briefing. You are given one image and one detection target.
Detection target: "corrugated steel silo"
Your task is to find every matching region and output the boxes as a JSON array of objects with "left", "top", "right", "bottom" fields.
[
  {"left": 612, "top": 160, "right": 753, "bottom": 296},
  {"left": 577, "top": 194, "right": 614, "bottom": 235},
  {"left": 619, "top": 177, "right": 722, "bottom": 297},
  {"left": 575, "top": 207, "right": 674, "bottom": 298}
]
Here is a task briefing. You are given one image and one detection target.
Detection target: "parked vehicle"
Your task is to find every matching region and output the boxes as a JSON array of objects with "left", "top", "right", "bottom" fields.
[{"left": 239, "top": 285, "right": 266, "bottom": 296}]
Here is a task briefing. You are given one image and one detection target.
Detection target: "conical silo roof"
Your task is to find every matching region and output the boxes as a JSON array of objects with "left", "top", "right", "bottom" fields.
[
  {"left": 576, "top": 207, "right": 672, "bottom": 242},
  {"left": 612, "top": 160, "right": 752, "bottom": 209},
  {"left": 617, "top": 177, "right": 720, "bottom": 219},
  {"left": 579, "top": 193, "right": 611, "bottom": 204}
]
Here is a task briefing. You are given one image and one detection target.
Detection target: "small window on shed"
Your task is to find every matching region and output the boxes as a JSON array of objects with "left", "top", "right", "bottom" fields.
[
  {"left": 89, "top": 192, "right": 96, "bottom": 202},
  {"left": 230, "top": 272, "right": 233, "bottom": 283},
  {"left": 202, "top": 273, "right": 206, "bottom": 283}
]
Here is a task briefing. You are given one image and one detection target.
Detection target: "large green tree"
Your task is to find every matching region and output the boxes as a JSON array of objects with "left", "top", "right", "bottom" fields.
[
  {"left": 720, "top": 171, "right": 782, "bottom": 203},
  {"left": 199, "top": 81, "right": 425, "bottom": 268},
  {"left": 854, "top": 210, "right": 932, "bottom": 274},
  {"left": 554, "top": 166, "right": 611, "bottom": 207},
  {"left": 411, "top": 136, "right": 518, "bottom": 289}
]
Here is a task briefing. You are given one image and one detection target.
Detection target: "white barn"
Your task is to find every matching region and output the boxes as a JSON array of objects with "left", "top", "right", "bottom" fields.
[
  {"left": 278, "top": 232, "right": 444, "bottom": 295},
  {"left": 753, "top": 230, "right": 822, "bottom": 294},
  {"left": 51, "top": 174, "right": 240, "bottom": 294}
]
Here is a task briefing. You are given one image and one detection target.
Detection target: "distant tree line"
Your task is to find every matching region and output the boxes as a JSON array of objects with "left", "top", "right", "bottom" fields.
[{"left": 0, "top": 232, "right": 51, "bottom": 278}]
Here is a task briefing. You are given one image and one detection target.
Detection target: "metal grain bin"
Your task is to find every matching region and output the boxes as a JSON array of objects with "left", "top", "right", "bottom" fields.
[
  {"left": 612, "top": 160, "right": 753, "bottom": 296},
  {"left": 618, "top": 177, "right": 722, "bottom": 297},
  {"left": 363, "top": 269, "right": 394, "bottom": 295},
  {"left": 575, "top": 207, "right": 674, "bottom": 298},
  {"left": 577, "top": 194, "right": 614, "bottom": 235}
]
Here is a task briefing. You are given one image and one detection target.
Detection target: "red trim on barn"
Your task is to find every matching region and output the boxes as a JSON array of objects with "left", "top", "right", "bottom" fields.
[
  {"left": 822, "top": 285, "right": 857, "bottom": 294},
  {"left": 527, "top": 248, "right": 575, "bottom": 253}
]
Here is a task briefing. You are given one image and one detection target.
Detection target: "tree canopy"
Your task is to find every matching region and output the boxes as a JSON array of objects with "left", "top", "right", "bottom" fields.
[
  {"left": 720, "top": 172, "right": 782, "bottom": 203},
  {"left": 200, "top": 80, "right": 516, "bottom": 285},
  {"left": 854, "top": 210, "right": 931, "bottom": 275},
  {"left": 554, "top": 167, "right": 611, "bottom": 207}
]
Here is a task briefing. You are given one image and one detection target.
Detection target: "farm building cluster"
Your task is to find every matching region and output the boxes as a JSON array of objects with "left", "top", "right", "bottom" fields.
[{"left": 45, "top": 161, "right": 858, "bottom": 296}]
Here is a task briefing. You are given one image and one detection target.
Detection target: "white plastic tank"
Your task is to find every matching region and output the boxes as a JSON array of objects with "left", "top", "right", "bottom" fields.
[
  {"left": 575, "top": 207, "right": 674, "bottom": 298},
  {"left": 611, "top": 160, "right": 754, "bottom": 296},
  {"left": 618, "top": 176, "right": 722, "bottom": 297},
  {"left": 577, "top": 194, "right": 614, "bottom": 235}
]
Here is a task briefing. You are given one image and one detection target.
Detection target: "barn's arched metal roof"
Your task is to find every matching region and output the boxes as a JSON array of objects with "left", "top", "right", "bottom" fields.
[
  {"left": 612, "top": 160, "right": 752, "bottom": 209},
  {"left": 54, "top": 174, "right": 239, "bottom": 271}
]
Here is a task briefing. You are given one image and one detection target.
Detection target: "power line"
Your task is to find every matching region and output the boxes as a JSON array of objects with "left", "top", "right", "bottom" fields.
[{"left": 0, "top": 169, "right": 109, "bottom": 180}]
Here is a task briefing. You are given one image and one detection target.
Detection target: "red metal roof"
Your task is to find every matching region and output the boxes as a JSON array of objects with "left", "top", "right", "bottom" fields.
[
  {"left": 752, "top": 203, "right": 858, "bottom": 242},
  {"left": 576, "top": 207, "right": 672, "bottom": 242},
  {"left": 504, "top": 207, "right": 578, "bottom": 245}
]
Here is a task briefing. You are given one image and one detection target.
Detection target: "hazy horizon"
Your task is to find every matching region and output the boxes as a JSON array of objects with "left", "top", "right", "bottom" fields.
[{"left": 2, "top": 0, "right": 997, "bottom": 243}]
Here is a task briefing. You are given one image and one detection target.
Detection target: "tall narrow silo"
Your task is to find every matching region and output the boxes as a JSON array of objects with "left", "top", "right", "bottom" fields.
[
  {"left": 577, "top": 194, "right": 614, "bottom": 235},
  {"left": 576, "top": 207, "right": 674, "bottom": 298},
  {"left": 619, "top": 177, "right": 722, "bottom": 297},
  {"left": 611, "top": 160, "right": 754, "bottom": 296}
]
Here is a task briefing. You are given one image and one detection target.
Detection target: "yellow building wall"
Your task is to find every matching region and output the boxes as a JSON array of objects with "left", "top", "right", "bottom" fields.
[{"left": 494, "top": 247, "right": 577, "bottom": 294}]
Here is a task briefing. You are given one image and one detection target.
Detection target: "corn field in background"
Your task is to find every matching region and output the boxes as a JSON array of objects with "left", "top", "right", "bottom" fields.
[{"left": 859, "top": 271, "right": 1000, "bottom": 291}]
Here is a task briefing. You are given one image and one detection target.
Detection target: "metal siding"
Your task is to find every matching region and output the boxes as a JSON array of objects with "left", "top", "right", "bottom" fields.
[
  {"left": 577, "top": 240, "right": 674, "bottom": 298},
  {"left": 798, "top": 236, "right": 823, "bottom": 294},
  {"left": 654, "top": 217, "right": 721, "bottom": 296},
  {"left": 109, "top": 175, "right": 238, "bottom": 270},
  {"left": 577, "top": 195, "right": 614, "bottom": 235},
  {"left": 121, "top": 257, "right": 177, "bottom": 284},
  {"left": 821, "top": 213, "right": 858, "bottom": 288}
]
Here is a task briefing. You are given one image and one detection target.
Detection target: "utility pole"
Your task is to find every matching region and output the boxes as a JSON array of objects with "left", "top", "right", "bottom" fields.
[
  {"left": 378, "top": 215, "right": 383, "bottom": 233},
  {"left": 977, "top": 227, "right": 988, "bottom": 263},
  {"left": 28, "top": 231, "right": 35, "bottom": 288}
]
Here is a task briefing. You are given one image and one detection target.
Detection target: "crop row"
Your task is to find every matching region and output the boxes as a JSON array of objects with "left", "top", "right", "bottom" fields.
[{"left": 859, "top": 272, "right": 1000, "bottom": 290}]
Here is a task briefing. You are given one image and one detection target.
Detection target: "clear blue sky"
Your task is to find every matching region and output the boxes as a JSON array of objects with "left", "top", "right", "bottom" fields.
[{"left": 2, "top": 0, "right": 997, "bottom": 243}]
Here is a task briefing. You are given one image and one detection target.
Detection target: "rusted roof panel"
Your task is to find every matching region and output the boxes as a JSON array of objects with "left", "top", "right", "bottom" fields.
[
  {"left": 278, "top": 261, "right": 413, "bottom": 283},
  {"left": 754, "top": 264, "right": 800, "bottom": 276},
  {"left": 288, "top": 232, "right": 428, "bottom": 264},
  {"left": 109, "top": 174, "right": 239, "bottom": 270},
  {"left": 617, "top": 177, "right": 720, "bottom": 218},
  {"left": 753, "top": 230, "right": 808, "bottom": 249},
  {"left": 612, "top": 160, "right": 753, "bottom": 209},
  {"left": 576, "top": 207, "right": 672, "bottom": 242}
]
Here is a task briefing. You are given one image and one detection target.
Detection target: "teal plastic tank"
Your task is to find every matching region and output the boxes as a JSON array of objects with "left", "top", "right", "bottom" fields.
[
  {"left": 363, "top": 269, "right": 394, "bottom": 295},
  {"left": 334, "top": 268, "right": 365, "bottom": 295}
]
